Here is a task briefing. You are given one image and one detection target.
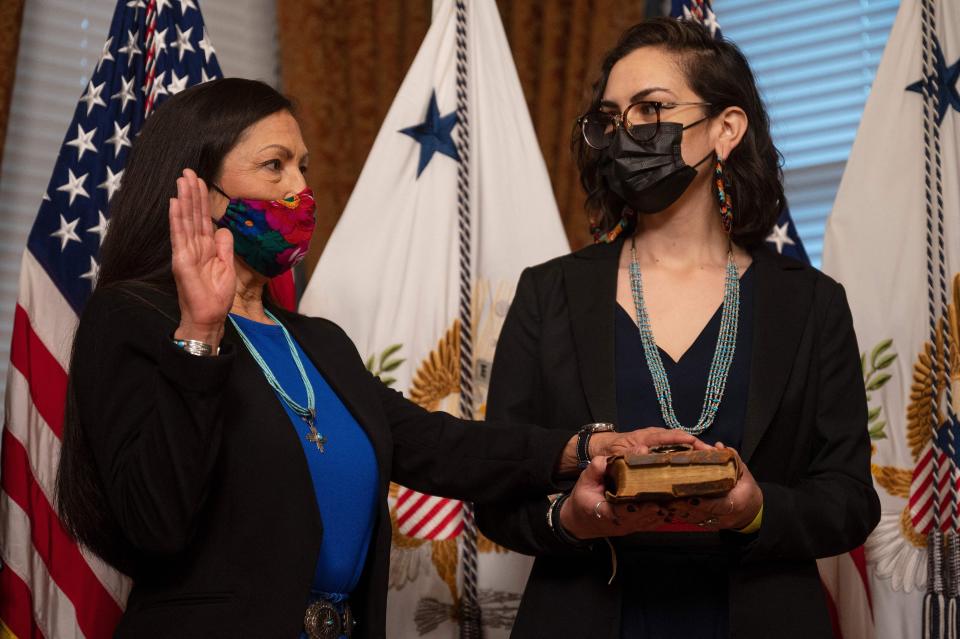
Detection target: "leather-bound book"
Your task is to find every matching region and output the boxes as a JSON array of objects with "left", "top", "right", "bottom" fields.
[{"left": 604, "top": 444, "right": 739, "bottom": 503}]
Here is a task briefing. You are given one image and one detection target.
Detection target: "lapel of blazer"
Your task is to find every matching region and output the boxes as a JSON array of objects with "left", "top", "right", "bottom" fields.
[
  {"left": 561, "top": 239, "right": 622, "bottom": 424},
  {"left": 280, "top": 314, "right": 393, "bottom": 475},
  {"left": 740, "top": 246, "right": 813, "bottom": 463}
]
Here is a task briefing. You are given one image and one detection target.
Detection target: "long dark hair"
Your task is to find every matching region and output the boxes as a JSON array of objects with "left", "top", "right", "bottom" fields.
[
  {"left": 56, "top": 78, "right": 293, "bottom": 569},
  {"left": 574, "top": 18, "right": 785, "bottom": 246}
]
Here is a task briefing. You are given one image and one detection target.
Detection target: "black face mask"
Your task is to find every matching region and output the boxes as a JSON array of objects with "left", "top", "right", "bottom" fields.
[{"left": 600, "top": 118, "right": 713, "bottom": 214}]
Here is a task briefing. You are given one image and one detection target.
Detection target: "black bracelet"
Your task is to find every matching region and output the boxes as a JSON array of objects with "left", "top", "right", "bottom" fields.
[
  {"left": 547, "top": 493, "right": 589, "bottom": 548},
  {"left": 576, "top": 431, "right": 593, "bottom": 470}
]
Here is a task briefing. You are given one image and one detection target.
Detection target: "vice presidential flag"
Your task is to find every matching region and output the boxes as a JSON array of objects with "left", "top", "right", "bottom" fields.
[
  {"left": 0, "top": 1, "right": 222, "bottom": 637},
  {"left": 298, "top": 0, "right": 569, "bottom": 635},
  {"left": 823, "top": 0, "right": 960, "bottom": 637}
]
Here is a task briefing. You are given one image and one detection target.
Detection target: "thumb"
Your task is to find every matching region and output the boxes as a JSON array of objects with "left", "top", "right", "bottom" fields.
[
  {"left": 214, "top": 227, "right": 234, "bottom": 264},
  {"left": 581, "top": 455, "right": 608, "bottom": 485}
]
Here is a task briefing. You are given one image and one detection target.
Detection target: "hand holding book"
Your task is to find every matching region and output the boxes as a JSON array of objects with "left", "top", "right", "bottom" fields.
[
  {"left": 559, "top": 430, "right": 763, "bottom": 539},
  {"left": 670, "top": 442, "right": 763, "bottom": 531}
]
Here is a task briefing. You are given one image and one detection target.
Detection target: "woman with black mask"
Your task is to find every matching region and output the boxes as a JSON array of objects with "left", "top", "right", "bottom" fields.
[
  {"left": 476, "top": 18, "right": 880, "bottom": 639},
  {"left": 55, "top": 78, "right": 694, "bottom": 639}
]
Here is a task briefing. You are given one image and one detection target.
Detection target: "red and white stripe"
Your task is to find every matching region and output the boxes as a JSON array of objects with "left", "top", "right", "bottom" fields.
[
  {"left": 819, "top": 548, "right": 876, "bottom": 639},
  {"left": 142, "top": 0, "right": 160, "bottom": 115},
  {"left": 0, "top": 253, "right": 130, "bottom": 639},
  {"left": 909, "top": 443, "right": 959, "bottom": 534},
  {"left": 394, "top": 486, "right": 463, "bottom": 540}
]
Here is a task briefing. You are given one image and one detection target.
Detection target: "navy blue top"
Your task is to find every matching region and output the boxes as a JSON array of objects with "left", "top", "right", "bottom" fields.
[
  {"left": 230, "top": 314, "right": 379, "bottom": 599},
  {"left": 614, "top": 265, "right": 754, "bottom": 639}
]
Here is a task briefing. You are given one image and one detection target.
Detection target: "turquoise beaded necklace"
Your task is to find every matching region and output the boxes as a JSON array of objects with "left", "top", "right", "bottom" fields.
[
  {"left": 628, "top": 237, "right": 740, "bottom": 435},
  {"left": 229, "top": 309, "right": 327, "bottom": 453}
]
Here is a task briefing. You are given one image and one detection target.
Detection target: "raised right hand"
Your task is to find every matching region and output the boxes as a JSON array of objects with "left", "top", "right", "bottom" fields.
[{"left": 169, "top": 168, "right": 236, "bottom": 346}]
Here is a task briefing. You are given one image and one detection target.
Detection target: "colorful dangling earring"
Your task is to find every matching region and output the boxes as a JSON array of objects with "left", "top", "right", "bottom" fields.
[
  {"left": 715, "top": 156, "right": 734, "bottom": 234},
  {"left": 591, "top": 210, "right": 637, "bottom": 244}
]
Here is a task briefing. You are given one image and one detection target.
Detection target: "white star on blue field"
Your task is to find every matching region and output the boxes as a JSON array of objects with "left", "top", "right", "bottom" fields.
[{"left": 399, "top": 90, "right": 459, "bottom": 178}]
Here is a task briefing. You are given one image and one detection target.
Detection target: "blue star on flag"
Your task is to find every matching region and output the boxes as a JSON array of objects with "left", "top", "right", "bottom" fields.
[
  {"left": 906, "top": 36, "right": 960, "bottom": 126},
  {"left": 399, "top": 90, "right": 459, "bottom": 178}
]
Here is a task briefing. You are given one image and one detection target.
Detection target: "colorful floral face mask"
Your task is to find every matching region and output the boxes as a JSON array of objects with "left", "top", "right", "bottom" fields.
[{"left": 213, "top": 186, "right": 316, "bottom": 278}]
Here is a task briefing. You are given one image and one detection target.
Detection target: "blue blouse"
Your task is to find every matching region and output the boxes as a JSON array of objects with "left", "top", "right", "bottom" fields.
[
  {"left": 229, "top": 314, "right": 379, "bottom": 598},
  {"left": 614, "top": 264, "right": 755, "bottom": 639}
]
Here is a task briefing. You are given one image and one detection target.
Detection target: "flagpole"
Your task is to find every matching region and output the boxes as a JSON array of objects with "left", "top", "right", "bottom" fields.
[
  {"left": 919, "top": 0, "right": 953, "bottom": 637},
  {"left": 452, "top": 0, "right": 482, "bottom": 636}
]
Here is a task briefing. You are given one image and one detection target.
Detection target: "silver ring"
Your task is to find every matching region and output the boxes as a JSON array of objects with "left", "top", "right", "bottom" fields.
[
  {"left": 594, "top": 500, "right": 605, "bottom": 520},
  {"left": 697, "top": 516, "right": 719, "bottom": 527}
]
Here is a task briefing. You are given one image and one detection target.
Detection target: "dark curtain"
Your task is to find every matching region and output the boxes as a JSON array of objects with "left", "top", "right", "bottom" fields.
[
  {"left": 0, "top": 0, "right": 26, "bottom": 175},
  {"left": 277, "top": 1, "right": 647, "bottom": 279}
]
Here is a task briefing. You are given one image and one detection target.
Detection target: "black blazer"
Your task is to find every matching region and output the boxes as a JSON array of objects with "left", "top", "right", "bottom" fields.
[
  {"left": 475, "top": 239, "right": 881, "bottom": 639},
  {"left": 71, "top": 285, "right": 573, "bottom": 638}
]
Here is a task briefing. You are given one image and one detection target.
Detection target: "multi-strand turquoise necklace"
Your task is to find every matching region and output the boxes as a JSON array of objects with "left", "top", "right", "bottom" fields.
[
  {"left": 627, "top": 237, "right": 740, "bottom": 435},
  {"left": 229, "top": 309, "right": 328, "bottom": 453}
]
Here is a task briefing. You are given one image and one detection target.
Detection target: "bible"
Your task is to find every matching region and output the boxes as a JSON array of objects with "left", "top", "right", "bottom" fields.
[{"left": 604, "top": 444, "right": 739, "bottom": 503}]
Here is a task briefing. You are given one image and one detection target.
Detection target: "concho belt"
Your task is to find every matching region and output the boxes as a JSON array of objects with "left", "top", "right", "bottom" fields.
[{"left": 303, "top": 598, "right": 354, "bottom": 639}]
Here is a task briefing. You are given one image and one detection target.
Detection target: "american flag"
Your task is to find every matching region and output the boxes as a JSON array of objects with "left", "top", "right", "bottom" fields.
[
  {"left": 670, "top": 0, "right": 810, "bottom": 264},
  {"left": 0, "top": 1, "right": 222, "bottom": 637}
]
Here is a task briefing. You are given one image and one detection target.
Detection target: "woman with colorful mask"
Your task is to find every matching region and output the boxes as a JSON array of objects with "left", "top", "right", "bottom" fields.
[
  {"left": 54, "top": 78, "right": 693, "bottom": 639},
  {"left": 475, "top": 18, "right": 880, "bottom": 639}
]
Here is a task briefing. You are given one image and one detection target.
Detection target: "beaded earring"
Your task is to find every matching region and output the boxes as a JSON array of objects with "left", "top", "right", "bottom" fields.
[
  {"left": 715, "top": 156, "right": 734, "bottom": 234},
  {"left": 591, "top": 210, "right": 636, "bottom": 244}
]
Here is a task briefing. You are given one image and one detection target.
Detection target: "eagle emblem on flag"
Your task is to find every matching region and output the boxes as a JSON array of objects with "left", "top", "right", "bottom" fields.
[
  {"left": 375, "top": 279, "right": 528, "bottom": 635},
  {"left": 869, "top": 274, "right": 960, "bottom": 593}
]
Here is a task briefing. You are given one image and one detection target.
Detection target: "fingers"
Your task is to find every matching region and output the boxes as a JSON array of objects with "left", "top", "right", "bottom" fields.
[
  {"left": 605, "top": 428, "right": 715, "bottom": 460},
  {"left": 197, "top": 176, "right": 214, "bottom": 238},
  {"left": 645, "top": 429, "right": 701, "bottom": 448},
  {"left": 177, "top": 175, "right": 194, "bottom": 238},
  {"left": 631, "top": 428, "right": 713, "bottom": 453},
  {"left": 186, "top": 169, "right": 204, "bottom": 238},
  {"left": 169, "top": 198, "right": 183, "bottom": 254},
  {"left": 178, "top": 168, "right": 211, "bottom": 242},
  {"left": 177, "top": 169, "right": 203, "bottom": 240},
  {"left": 689, "top": 438, "right": 713, "bottom": 451}
]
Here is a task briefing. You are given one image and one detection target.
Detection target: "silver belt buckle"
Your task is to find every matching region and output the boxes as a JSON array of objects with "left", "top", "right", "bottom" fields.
[{"left": 304, "top": 599, "right": 354, "bottom": 639}]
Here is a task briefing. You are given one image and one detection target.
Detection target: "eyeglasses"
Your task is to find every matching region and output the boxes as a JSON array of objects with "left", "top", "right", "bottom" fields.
[{"left": 577, "top": 100, "right": 712, "bottom": 149}]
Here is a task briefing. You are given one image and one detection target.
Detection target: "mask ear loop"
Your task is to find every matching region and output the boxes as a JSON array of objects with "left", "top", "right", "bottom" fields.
[
  {"left": 681, "top": 112, "right": 716, "bottom": 170},
  {"left": 681, "top": 115, "right": 710, "bottom": 131},
  {"left": 210, "top": 183, "right": 231, "bottom": 199},
  {"left": 680, "top": 111, "right": 716, "bottom": 170},
  {"left": 692, "top": 151, "right": 715, "bottom": 170}
]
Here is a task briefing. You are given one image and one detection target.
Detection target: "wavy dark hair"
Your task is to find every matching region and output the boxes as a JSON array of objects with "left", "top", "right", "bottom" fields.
[
  {"left": 56, "top": 78, "right": 293, "bottom": 570},
  {"left": 574, "top": 17, "right": 785, "bottom": 246}
]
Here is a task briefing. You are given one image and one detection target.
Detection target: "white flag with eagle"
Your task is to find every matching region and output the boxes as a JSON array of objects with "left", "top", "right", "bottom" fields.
[
  {"left": 298, "top": 0, "right": 569, "bottom": 636},
  {"left": 823, "top": 0, "right": 960, "bottom": 637}
]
